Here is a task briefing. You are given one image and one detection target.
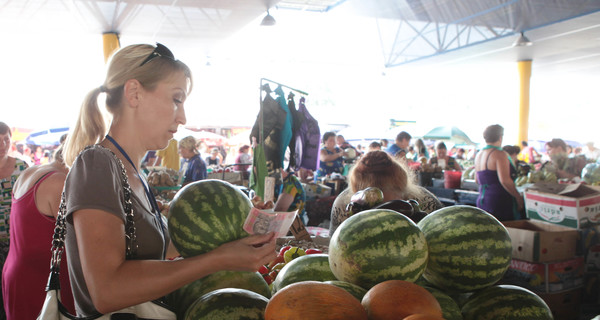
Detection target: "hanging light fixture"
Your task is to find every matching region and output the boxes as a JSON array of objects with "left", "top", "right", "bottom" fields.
[
  {"left": 513, "top": 32, "right": 533, "bottom": 47},
  {"left": 260, "top": 10, "right": 276, "bottom": 26}
]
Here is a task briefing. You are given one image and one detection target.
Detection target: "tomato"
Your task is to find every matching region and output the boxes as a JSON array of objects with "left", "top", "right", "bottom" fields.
[
  {"left": 258, "top": 265, "right": 270, "bottom": 275},
  {"left": 263, "top": 274, "right": 273, "bottom": 285},
  {"left": 283, "top": 247, "right": 306, "bottom": 263},
  {"left": 278, "top": 245, "right": 292, "bottom": 257},
  {"left": 268, "top": 270, "right": 279, "bottom": 281},
  {"left": 268, "top": 255, "right": 285, "bottom": 269},
  {"left": 305, "top": 248, "right": 323, "bottom": 255}
]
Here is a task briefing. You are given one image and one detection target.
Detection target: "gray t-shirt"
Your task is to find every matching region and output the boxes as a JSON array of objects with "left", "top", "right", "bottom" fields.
[{"left": 64, "top": 145, "right": 169, "bottom": 316}]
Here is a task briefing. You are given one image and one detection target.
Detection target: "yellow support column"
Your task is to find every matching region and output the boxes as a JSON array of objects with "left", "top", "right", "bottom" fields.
[
  {"left": 102, "top": 32, "right": 120, "bottom": 63},
  {"left": 517, "top": 60, "right": 532, "bottom": 145}
]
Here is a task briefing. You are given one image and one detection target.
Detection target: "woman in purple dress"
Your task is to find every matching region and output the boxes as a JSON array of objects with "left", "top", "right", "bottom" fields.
[{"left": 475, "top": 124, "right": 523, "bottom": 221}]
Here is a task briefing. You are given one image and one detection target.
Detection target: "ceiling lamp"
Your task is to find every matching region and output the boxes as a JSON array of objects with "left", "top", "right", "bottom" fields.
[
  {"left": 260, "top": 10, "right": 276, "bottom": 26},
  {"left": 513, "top": 32, "right": 532, "bottom": 47}
]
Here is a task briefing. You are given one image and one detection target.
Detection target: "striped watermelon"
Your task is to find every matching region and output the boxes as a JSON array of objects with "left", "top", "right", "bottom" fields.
[
  {"left": 184, "top": 288, "right": 269, "bottom": 320},
  {"left": 423, "top": 286, "right": 463, "bottom": 320},
  {"left": 461, "top": 285, "right": 553, "bottom": 320},
  {"left": 323, "top": 280, "right": 368, "bottom": 301},
  {"left": 272, "top": 253, "right": 337, "bottom": 293},
  {"left": 328, "top": 209, "right": 428, "bottom": 289},
  {"left": 417, "top": 205, "right": 512, "bottom": 293},
  {"left": 167, "top": 270, "right": 270, "bottom": 319},
  {"left": 168, "top": 179, "right": 251, "bottom": 257}
]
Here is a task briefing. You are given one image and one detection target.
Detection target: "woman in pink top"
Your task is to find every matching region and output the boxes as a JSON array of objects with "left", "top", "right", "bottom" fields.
[{"left": 2, "top": 141, "right": 75, "bottom": 319}]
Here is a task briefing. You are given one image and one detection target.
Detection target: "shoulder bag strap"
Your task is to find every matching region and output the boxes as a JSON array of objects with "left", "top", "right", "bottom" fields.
[{"left": 46, "top": 145, "right": 136, "bottom": 293}]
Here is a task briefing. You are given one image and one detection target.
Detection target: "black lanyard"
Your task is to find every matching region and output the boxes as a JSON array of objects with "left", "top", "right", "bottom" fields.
[{"left": 105, "top": 135, "right": 167, "bottom": 258}]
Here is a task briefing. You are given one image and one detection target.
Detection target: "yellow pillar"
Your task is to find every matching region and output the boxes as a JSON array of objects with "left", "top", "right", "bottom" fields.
[
  {"left": 102, "top": 32, "right": 120, "bottom": 63},
  {"left": 517, "top": 60, "right": 532, "bottom": 146}
]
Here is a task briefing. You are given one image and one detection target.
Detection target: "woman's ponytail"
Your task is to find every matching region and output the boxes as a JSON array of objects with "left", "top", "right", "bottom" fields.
[{"left": 64, "top": 87, "right": 107, "bottom": 166}]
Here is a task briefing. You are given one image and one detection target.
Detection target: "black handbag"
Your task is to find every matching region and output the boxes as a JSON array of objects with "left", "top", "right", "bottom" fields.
[{"left": 37, "top": 146, "right": 175, "bottom": 320}]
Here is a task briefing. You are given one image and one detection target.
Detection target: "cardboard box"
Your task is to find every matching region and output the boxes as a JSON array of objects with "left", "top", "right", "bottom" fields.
[
  {"left": 502, "top": 257, "right": 585, "bottom": 293},
  {"left": 503, "top": 220, "right": 579, "bottom": 262},
  {"left": 538, "top": 288, "right": 582, "bottom": 320},
  {"left": 524, "top": 182, "right": 600, "bottom": 229}
]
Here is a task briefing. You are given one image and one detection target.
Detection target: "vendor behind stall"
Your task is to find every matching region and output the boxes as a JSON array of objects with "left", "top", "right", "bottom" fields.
[
  {"left": 428, "top": 142, "right": 462, "bottom": 171},
  {"left": 544, "top": 138, "right": 587, "bottom": 180}
]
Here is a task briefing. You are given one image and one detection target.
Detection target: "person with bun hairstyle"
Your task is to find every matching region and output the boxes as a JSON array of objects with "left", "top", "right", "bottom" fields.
[
  {"left": 329, "top": 150, "right": 442, "bottom": 234},
  {"left": 474, "top": 124, "right": 523, "bottom": 221},
  {"left": 62, "top": 43, "right": 276, "bottom": 316}
]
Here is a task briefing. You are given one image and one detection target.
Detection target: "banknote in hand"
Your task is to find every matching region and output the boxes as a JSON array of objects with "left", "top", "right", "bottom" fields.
[{"left": 243, "top": 207, "right": 298, "bottom": 238}]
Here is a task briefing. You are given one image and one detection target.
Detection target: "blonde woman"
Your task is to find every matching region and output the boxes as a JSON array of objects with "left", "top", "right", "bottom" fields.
[
  {"left": 62, "top": 43, "right": 275, "bottom": 316},
  {"left": 178, "top": 135, "right": 207, "bottom": 185}
]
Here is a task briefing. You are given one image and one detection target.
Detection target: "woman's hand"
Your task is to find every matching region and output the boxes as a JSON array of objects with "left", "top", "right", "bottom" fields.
[
  {"left": 211, "top": 233, "right": 277, "bottom": 272},
  {"left": 515, "top": 194, "right": 524, "bottom": 211}
]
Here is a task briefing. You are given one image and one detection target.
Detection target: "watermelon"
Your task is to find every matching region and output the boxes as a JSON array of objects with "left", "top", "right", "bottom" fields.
[
  {"left": 323, "top": 280, "right": 368, "bottom": 301},
  {"left": 461, "top": 285, "right": 553, "bottom": 320},
  {"left": 423, "top": 286, "right": 463, "bottom": 320},
  {"left": 272, "top": 253, "right": 337, "bottom": 293},
  {"left": 417, "top": 205, "right": 512, "bottom": 293},
  {"left": 328, "top": 209, "right": 428, "bottom": 289},
  {"left": 184, "top": 288, "right": 269, "bottom": 320},
  {"left": 168, "top": 179, "right": 251, "bottom": 257},
  {"left": 167, "top": 270, "right": 270, "bottom": 319}
]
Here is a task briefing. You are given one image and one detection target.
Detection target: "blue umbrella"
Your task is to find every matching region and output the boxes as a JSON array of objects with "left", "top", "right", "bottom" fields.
[{"left": 25, "top": 127, "right": 69, "bottom": 146}]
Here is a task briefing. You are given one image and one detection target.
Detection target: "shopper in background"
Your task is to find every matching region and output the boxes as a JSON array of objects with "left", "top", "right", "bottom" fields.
[
  {"left": 336, "top": 135, "right": 358, "bottom": 154},
  {"left": 385, "top": 131, "right": 411, "bottom": 160},
  {"left": 518, "top": 140, "right": 540, "bottom": 164},
  {"left": 584, "top": 142, "right": 600, "bottom": 162},
  {"left": 368, "top": 141, "right": 382, "bottom": 152},
  {"left": 502, "top": 145, "right": 521, "bottom": 181},
  {"left": 178, "top": 135, "right": 208, "bottom": 185},
  {"left": 154, "top": 138, "right": 180, "bottom": 171},
  {"left": 205, "top": 147, "right": 222, "bottom": 167},
  {"left": 234, "top": 145, "right": 252, "bottom": 173},
  {"left": 412, "top": 138, "right": 429, "bottom": 162},
  {"left": 474, "top": 124, "right": 523, "bottom": 221},
  {"left": 380, "top": 139, "right": 389, "bottom": 149},
  {"left": 61, "top": 43, "right": 275, "bottom": 316},
  {"left": 0, "top": 122, "right": 29, "bottom": 319},
  {"left": 2, "top": 138, "right": 75, "bottom": 319}
]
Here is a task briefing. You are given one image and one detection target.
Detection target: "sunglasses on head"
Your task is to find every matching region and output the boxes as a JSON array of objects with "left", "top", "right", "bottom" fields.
[{"left": 139, "top": 43, "right": 175, "bottom": 67}]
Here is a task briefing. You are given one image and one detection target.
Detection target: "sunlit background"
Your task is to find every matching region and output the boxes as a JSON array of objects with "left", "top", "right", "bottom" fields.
[{"left": 2, "top": 3, "right": 599, "bottom": 146}]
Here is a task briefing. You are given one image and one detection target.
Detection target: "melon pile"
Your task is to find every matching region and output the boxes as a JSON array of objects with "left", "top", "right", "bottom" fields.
[{"left": 167, "top": 181, "right": 553, "bottom": 319}]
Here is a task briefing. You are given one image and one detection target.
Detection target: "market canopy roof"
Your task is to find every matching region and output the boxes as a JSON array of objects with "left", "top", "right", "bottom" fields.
[{"left": 2, "top": 0, "right": 600, "bottom": 75}]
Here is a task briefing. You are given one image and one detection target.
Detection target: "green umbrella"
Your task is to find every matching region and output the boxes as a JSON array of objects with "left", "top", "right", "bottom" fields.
[{"left": 423, "top": 126, "right": 475, "bottom": 145}]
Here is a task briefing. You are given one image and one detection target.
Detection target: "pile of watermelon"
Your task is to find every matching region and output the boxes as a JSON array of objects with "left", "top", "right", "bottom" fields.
[{"left": 166, "top": 180, "right": 553, "bottom": 319}]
